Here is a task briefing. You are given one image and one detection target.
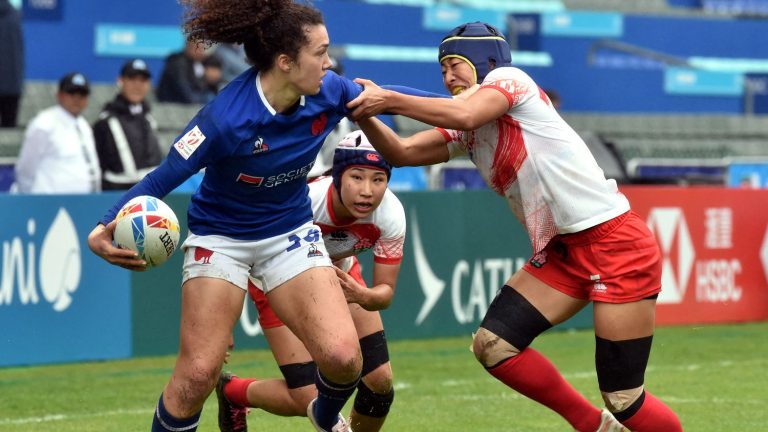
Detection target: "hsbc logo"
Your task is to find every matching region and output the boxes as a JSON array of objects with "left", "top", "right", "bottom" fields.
[{"left": 646, "top": 208, "right": 695, "bottom": 304}]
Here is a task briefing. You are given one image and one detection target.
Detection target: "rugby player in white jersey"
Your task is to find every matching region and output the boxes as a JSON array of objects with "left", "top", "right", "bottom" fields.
[
  {"left": 346, "top": 21, "right": 682, "bottom": 432},
  {"left": 217, "top": 130, "right": 405, "bottom": 432}
]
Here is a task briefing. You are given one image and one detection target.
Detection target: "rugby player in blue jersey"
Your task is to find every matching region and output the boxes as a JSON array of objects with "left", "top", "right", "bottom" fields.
[
  {"left": 217, "top": 131, "right": 405, "bottom": 432},
  {"left": 87, "top": 1, "right": 391, "bottom": 431}
]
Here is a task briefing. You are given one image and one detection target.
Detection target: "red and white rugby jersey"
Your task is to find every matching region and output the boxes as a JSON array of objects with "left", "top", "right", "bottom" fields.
[
  {"left": 439, "top": 67, "right": 629, "bottom": 253},
  {"left": 308, "top": 176, "right": 406, "bottom": 270}
]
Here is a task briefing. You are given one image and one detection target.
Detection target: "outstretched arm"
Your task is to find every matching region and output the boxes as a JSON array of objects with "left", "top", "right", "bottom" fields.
[
  {"left": 357, "top": 117, "right": 450, "bottom": 167},
  {"left": 348, "top": 79, "right": 509, "bottom": 130}
]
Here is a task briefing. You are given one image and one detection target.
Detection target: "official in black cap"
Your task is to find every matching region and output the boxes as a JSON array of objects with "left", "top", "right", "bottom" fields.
[
  {"left": 121, "top": 58, "right": 151, "bottom": 79},
  {"left": 57, "top": 72, "right": 90, "bottom": 117},
  {"left": 92, "top": 58, "right": 162, "bottom": 190}
]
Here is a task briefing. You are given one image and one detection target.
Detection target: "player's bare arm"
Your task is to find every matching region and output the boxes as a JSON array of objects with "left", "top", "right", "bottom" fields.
[
  {"left": 87, "top": 221, "right": 147, "bottom": 271},
  {"left": 348, "top": 78, "right": 509, "bottom": 130},
  {"left": 357, "top": 117, "right": 449, "bottom": 167},
  {"left": 334, "top": 262, "right": 400, "bottom": 311}
]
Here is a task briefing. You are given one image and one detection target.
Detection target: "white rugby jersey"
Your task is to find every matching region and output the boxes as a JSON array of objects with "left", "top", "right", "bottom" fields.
[
  {"left": 308, "top": 176, "right": 406, "bottom": 270},
  {"left": 439, "top": 67, "right": 629, "bottom": 253}
]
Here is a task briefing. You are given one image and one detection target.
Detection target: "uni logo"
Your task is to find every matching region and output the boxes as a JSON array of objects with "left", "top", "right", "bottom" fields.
[{"left": 646, "top": 208, "right": 695, "bottom": 304}]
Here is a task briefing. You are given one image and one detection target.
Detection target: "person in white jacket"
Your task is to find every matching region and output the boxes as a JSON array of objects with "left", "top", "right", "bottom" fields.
[{"left": 14, "top": 72, "right": 100, "bottom": 194}]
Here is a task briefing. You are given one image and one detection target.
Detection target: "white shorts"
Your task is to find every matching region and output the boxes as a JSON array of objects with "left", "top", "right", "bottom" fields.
[{"left": 181, "top": 221, "right": 333, "bottom": 293}]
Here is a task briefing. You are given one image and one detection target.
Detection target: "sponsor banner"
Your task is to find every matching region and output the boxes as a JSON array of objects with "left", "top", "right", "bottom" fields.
[
  {"left": 94, "top": 24, "right": 185, "bottom": 58},
  {"left": 0, "top": 194, "right": 131, "bottom": 367},
  {"left": 664, "top": 67, "right": 744, "bottom": 96},
  {"left": 541, "top": 11, "right": 623, "bottom": 37},
  {"left": 726, "top": 158, "right": 768, "bottom": 188},
  {"left": 423, "top": 4, "right": 506, "bottom": 31},
  {"left": 623, "top": 186, "right": 768, "bottom": 324}
]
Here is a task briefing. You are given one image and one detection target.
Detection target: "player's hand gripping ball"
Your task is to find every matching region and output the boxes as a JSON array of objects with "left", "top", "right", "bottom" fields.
[{"left": 113, "top": 196, "right": 181, "bottom": 267}]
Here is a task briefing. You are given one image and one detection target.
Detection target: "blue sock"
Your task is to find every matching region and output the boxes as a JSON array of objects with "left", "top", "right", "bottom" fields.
[
  {"left": 151, "top": 393, "right": 201, "bottom": 432},
  {"left": 312, "top": 369, "right": 360, "bottom": 430}
]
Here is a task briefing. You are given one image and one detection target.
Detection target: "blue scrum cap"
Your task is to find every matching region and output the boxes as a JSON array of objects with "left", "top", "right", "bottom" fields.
[
  {"left": 438, "top": 22, "right": 512, "bottom": 85},
  {"left": 332, "top": 130, "right": 392, "bottom": 192}
]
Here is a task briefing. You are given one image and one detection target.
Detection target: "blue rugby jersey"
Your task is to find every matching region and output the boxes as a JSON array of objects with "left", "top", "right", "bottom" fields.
[{"left": 101, "top": 68, "right": 362, "bottom": 240}]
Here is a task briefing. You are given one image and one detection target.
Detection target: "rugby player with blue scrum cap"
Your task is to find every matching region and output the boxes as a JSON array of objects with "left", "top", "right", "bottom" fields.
[
  {"left": 438, "top": 21, "right": 512, "bottom": 95},
  {"left": 347, "top": 22, "right": 683, "bottom": 432}
]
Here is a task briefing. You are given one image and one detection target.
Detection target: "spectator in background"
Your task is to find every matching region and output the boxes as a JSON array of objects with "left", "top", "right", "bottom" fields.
[
  {"left": 212, "top": 43, "right": 250, "bottom": 85},
  {"left": 93, "top": 59, "right": 163, "bottom": 190},
  {"left": 156, "top": 40, "right": 212, "bottom": 104},
  {"left": 14, "top": 73, "right": 101, "bottom": 194},
  {"left": 202, "top": 55, "right": 224, "bottom": 99},
  {"left": 0, "top": 0, "right": 24, "bottom": 128}
]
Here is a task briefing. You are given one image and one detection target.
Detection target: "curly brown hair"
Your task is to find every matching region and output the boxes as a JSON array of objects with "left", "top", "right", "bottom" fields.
[{"left": 181, "top": 0, "right": 324, "bottom": 70}]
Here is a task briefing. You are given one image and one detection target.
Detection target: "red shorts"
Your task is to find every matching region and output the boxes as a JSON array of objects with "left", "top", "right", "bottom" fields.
[
  {"left": 522, "top": 211, "right": 662, "bottom": 303},
  {"left": 249, "top": 256, "right": 367, "bottom": 329}
]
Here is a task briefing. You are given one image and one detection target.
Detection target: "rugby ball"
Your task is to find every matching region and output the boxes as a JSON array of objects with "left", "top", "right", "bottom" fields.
[{"left": 113, "top": 195, "right": 181, "bottom": 267}]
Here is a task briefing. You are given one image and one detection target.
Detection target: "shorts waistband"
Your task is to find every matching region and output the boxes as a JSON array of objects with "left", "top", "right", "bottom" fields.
[{"left": 557, "top": 210, "right": 631, "bottom": 246}]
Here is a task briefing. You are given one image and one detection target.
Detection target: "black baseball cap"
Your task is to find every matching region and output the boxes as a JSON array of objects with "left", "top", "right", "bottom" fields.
[
  {"left": 120, "top": 59, "right": 151, "bottom": 78},
  {"left": 58, "top": 72, "right": 90, "bottom": 95}
]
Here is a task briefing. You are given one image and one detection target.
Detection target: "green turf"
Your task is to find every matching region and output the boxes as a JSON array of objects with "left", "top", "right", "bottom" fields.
[{"left": 1, "top": 322, "right": 766, "bottom": 431}]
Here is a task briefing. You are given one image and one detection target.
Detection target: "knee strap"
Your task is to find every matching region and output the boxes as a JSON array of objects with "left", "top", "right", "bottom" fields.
[
  {"left": 479, "top": 285, "right": 552, "bottom": 351},
  {"left": 595, "top": 335, "right": 653, "bottom": 392},
  {"left": 613, "top": 390, "right": 646, "bottom": 422},
  {"left": 360, "top": 330, "right": 390, "bottom": 377},
  {"left": 279, "top": 361, "right": 317, "bottom": 389},
  {"left": 354, "top": 380, "right": 394, "bottom": 418}
]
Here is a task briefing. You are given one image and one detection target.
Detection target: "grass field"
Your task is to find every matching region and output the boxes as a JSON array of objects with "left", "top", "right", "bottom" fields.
[{"left": 1, "top": 322, "right": 767, "bottom": 431}]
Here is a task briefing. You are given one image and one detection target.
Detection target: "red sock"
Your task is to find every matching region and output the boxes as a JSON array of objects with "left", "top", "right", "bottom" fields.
[
  {"left": 620, "top": 391, "right": 682, "bottom": 432},
  {"left": 224, "top": 376, "right": 257, "bottom": 407},
  {"left": 487, "top": 348, "right": 602, "bottom": 431}
]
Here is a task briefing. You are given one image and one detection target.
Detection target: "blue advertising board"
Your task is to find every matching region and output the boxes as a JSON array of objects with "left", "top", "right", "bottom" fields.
[
  {"left": 509, "top": 13, "right": 541, "bottom": 51},
  {"left": 94, "top": 24, "right": 185, "bottom": 58},
  {"left": 726, "top": 159, "right": 768, "bottom": 188},
  {"left": 745, "top": 74, "right": 768, "bottom": 114},
  {"left": 0, "top": 194, "right": 131, "bottom": 366},
  {"left": 665, "top": 67, "right": 744, "bottom": 96},
  {"left": 23, "top": 0, "right": 63, "bottom": 21}
]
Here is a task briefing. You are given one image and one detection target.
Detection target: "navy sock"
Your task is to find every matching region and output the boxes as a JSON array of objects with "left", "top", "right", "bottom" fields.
[
  {"left": 312, "top": 369, "right": 360, "bottom": 430},
  {"left": 151, "top": 393, "right": 201, "bottom": 432}
]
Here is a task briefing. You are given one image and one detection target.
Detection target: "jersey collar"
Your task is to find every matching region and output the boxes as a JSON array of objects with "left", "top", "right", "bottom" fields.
[{"left": 255, "top": 71, "right": 306, "bottom": 116}]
